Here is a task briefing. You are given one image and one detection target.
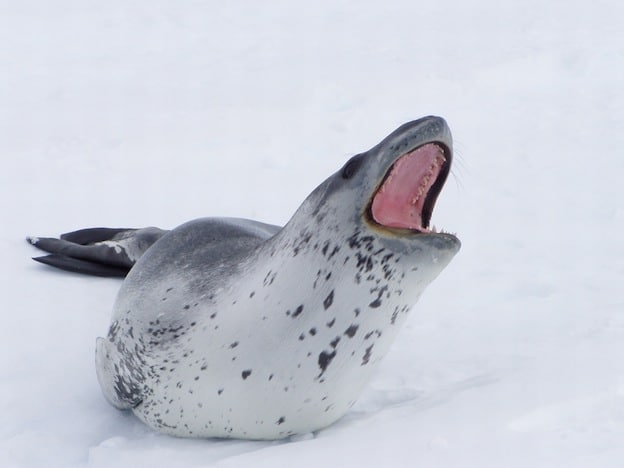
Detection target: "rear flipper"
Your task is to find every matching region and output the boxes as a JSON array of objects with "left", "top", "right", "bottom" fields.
[{"left": 27, "top": 226, "right": 167, "bottom": 277}]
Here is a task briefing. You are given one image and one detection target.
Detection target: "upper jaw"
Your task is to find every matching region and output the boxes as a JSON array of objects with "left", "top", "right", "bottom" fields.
[{"left": 374, "top": 116, "right": 453, "bottom": 159}]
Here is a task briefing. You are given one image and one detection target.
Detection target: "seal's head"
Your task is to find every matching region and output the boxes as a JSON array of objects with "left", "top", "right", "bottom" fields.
[{"left": 292, "top": 115, "right": 459, "bottom": 269}]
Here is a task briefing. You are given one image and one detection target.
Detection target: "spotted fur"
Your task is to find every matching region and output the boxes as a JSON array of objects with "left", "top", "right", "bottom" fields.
[{"left": 92, "top": 116, "right": 460, "bottom": 439}]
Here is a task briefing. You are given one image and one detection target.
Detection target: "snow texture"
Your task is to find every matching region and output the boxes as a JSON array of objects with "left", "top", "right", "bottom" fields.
[{"left": 2, "top": 1, "right": 623, "bottom": 467}]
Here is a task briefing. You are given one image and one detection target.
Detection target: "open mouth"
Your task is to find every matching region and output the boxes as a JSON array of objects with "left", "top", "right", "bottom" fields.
[{"left": 369, "top": 142, "right": 451, "bottom": 232}]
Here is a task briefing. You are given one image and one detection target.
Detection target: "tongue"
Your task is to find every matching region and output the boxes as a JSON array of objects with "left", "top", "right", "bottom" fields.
[{"left": 371, "top": 143, "right": 445, "bottom": 230}]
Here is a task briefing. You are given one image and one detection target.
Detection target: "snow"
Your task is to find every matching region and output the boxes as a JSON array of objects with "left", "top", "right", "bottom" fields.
[{"left": 2, "top": 1, "right": 623, "bottom": 466}]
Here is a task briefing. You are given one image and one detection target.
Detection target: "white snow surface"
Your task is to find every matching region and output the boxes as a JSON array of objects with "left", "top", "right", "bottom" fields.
[{"left": 2, "top": 1, "right": 623, "bottom": 467}]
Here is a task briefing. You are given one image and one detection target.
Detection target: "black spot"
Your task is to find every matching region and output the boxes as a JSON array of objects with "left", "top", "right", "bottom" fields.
[
  {"left": 323, "top": 290, "right": 334, "bottom": 310},
  {"left": 170, "top": 324, "right": 184, "bottom": 334},
  {"left": 355, "top": 252, "right": 374, "bottom": 273},
  {"left": 391, "top": 308, "right": 399, "bottom": 324},
  {"left": 362, "top": 345, "right": 373, "bottom": 365},
  {"left": 218, "top": 389, "right": 223, "bottom": 395},
  {"left": 309, "top": 328, "right": 317, "bottom": 336},
  {"left": 369, "top": 298, "right": 382, "bottom": 308},
  {"left": 292, "top": 304, "right": 304, "bottom": 318},
  {"left": 230, "top": 341, "right": 239, "bottom": 349},
  {"left": 166, "top": 287, "right": 173, "bottom": 292},
  {"left": 277, "top": 416, "right": 285, "bottom": 425},
  {"left": 344, "top": 324, "right": 358, "bottom": 338},
  {"left": 299, "top": 334, "right": 305, "bottom": 341},
  {"left": 250, "top": 291, "right": 255, "bottom": 298},
  {"left": 242, "top": 370, "right": 252, "bottom": 380},
  {"left": 318, "top": 350, "right": 337, "bottom": 375},
  {"left": 365, "top": 330, "right": 382, "bottom": 340},
  {"left": 183, "top": 304, "right": 190, "bottom": 310},
  {"left": 268, "top": 374, "right": 274, "bottom": 381},
  {"left": 292, "top": 232, "right": 313, "bottom": 256},
  {"left": 354, "top": 308, "right": 360, "bottom": 317},
  {"left": 326, "top": 318, "right": 336, "bottom": 328},
  {"left": 330, "top": 337, "right": 340, "bottom": 348}
]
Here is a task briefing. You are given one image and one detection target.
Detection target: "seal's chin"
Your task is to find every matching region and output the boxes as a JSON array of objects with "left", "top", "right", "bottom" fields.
[{"left": 369, "top": 142, "right": 450, "bottom": 233}]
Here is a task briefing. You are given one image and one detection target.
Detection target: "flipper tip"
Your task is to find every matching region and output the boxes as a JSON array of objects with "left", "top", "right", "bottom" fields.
[{"left": 26, "top": 236, "right": 40, "bottom": 245}]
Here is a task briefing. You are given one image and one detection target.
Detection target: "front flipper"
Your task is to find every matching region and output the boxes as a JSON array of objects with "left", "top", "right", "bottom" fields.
[
  {"left": 95, "top": 337, "right": 145, "bottom": 410},
  {"left": 27, "top": 226, "right": 166, "bottom": 277}
]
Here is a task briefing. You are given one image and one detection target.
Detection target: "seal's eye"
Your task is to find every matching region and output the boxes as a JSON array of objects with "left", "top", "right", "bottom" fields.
[{"left": 341, "top": 154, "right": 364, "bottom": 180}]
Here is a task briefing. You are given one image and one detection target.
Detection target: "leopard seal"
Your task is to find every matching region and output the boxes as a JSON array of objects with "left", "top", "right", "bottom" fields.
[{"left": 28, "top": 115, "right": 460, "bottom": 439}]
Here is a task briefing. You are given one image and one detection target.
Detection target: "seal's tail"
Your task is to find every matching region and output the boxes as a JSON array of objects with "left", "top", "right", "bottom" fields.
[{"left": 27, "top": 226, "right": 167, "bottom": 277}]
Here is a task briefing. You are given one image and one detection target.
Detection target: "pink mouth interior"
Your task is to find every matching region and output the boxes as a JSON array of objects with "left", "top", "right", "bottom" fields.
[{"left": 370, "top": 143, "right": 446, "bottom": 231}]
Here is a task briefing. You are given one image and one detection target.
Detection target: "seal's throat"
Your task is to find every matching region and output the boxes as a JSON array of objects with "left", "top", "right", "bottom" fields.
[{"left": 370, "top": 143, "right": 450, "bottom": 232}]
